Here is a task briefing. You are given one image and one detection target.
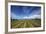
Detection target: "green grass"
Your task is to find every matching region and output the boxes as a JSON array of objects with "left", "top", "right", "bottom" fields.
[{"left": 11, "top": 19, "right": 41, "bottom": 28}]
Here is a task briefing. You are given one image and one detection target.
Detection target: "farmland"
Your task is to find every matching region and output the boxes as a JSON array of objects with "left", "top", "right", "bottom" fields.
[{"left": 11, "top": 19, "right": 41, "bottom": 28}]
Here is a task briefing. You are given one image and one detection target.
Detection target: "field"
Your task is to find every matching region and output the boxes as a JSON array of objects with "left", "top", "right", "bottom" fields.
[{"left": 11, "top": 19, "right": 41, "bottom": 28}]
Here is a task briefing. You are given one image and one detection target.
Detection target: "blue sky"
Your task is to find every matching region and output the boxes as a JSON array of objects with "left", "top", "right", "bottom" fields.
[{"left": 11, "top": 5, "right": 41, "bottom": 19}]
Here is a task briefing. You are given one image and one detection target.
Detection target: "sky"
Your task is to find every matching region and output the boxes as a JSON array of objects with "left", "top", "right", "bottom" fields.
[{"left": 11, "top": 5, "right": 41, "bottom": 19}]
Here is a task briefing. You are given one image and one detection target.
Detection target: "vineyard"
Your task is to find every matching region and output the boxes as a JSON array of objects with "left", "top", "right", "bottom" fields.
[{"left": 11, "top": 19, "right": 41, "bottom": 28}]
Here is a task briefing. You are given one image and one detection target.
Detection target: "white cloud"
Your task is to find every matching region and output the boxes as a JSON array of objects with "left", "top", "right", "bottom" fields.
[
  {"left": 23, "top": 15, "right": 41, "bottom": 19},
  {"left": 31, "top": 9, "right": 41, "bottom": 15},
  {"left": 11, "top": 13, "right": 16, "bottom": 19},
  {"left": 23, "top": 16, "right": 31, "bottom": 19},
  {"left": 30, "top": 15, "right": 41, "bottom": 19}
]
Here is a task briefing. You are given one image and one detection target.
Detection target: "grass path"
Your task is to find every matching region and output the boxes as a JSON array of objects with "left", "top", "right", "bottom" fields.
[
  {"left": 24, "top": 21, "right": 26, "bottom": 28},
  {"left": 14, "top": 22, "right": 23, "bottom": 28}
]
